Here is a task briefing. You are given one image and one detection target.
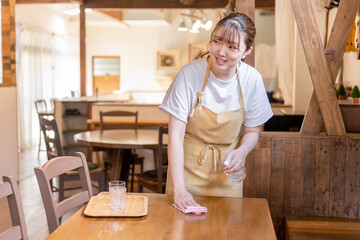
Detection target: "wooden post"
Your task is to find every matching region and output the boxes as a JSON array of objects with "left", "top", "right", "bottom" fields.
[
  {"left": 235, "top": 0, "right": 255, "bottom": 67},
  {"left": 1, "top": 0, "right": 16, "bottom": 85},
  {"left": 300, "top": 0, "right": 359, "bottom": 134},
  {"left": 291, "top": 0, "right": 346, "bottom": 136},
  {"left": 80, "top": 4, "right": 86, "bottom": 96}
]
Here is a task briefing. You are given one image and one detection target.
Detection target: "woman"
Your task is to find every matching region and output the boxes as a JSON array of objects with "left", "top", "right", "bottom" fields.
[{"left": 159, "top": 12, "right": 273, "bottom": 209}]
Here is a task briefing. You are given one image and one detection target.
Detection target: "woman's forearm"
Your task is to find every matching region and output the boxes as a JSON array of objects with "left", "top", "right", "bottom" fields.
[
  {"left": 168, "top": 115, "right": 187, "bottom": 191},
  {"left": 238, "top": 126, "right": 259, "bottom": 156}
]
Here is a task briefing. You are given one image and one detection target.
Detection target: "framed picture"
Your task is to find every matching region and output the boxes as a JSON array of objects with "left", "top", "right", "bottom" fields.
[
  {"left": 157, "top": 50, "right": 181, "bottom": 72},
  {"left": 188, "top": 42, "right": 209, "bottom": 62}
]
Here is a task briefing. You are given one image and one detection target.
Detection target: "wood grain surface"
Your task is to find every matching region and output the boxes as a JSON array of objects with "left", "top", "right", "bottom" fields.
[
  {"left": 46, "top": 193, "right": 276, "bottom": 240},
  {"left": 74, "top": 129, "right": 167, "bottom": 149},
  {"left": 300, "top": 0, "right": 359, "bottom": 134},
  {"left": 84, "top": 193, "right": 148, "bottom": 217},
  {"left": 291, "top": 0, "right": 346, "bottom": 135}
]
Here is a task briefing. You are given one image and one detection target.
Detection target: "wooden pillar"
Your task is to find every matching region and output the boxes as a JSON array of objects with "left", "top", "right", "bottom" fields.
[
  {"left": 235, "top": 0, "right": 255, "bottom": 67},
  {"left": 80, "top": 4, "right": 86, "bottom": 96},
  {"left": 300, "top": 0, "right": 359, "bottom": 134},
  {"left": 1, "top": 0, "right": 16, "bottom": 84},
  {"left": 291, "top": 0, "right": 346, "bottom": 136}
]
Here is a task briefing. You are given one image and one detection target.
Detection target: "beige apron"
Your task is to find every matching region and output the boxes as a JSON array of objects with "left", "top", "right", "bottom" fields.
[{"left": 167, "top": 58, "right": 246, "bottom": 197}]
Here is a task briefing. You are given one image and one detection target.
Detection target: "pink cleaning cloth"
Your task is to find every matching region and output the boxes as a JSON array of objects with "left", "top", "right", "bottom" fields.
[{"left": 172, "top": 204, "right": 208, "bottom": 215}]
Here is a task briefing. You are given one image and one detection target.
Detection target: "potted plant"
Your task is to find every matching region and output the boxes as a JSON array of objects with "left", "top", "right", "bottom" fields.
[
  {"left": 351, "top": 85, "right": 360, "bottom": 103},
  {"left": 337, "top": 84, "right": 347, "bottom": 100}
]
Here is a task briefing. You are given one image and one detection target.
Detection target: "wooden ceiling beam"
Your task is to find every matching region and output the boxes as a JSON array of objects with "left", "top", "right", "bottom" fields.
[
  {"left": 16, "top": 0, "right": 82, "bottom": 3},
  {"left": 15, "top": 0, "right": 273, "bottom": 9},
  {"left": 255, "top": 0, "right": 274, "bottom": 10},
  {"left": 95, "top": 9, "right": 124, "bottom": 22},
  {"left": 300, "top": 0, "right": 359, "bottom": 134},
  {"left": 291, "top": 0, "right": 346, "bottom": 136},
  {"left": 83, "top": 0, "right": 227, "bottom": 9}
]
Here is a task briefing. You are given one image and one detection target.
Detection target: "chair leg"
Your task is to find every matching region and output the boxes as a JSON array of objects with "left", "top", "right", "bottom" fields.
[
  {"left": 138, "top": 183, "right": 143, "bottom": 193},
  {"left": 98, "top": 173, "right": 106, "bottom": 193},
  {"left": 130, "top": 163, "right": 135, "bottom": 192},
  {"left": 59, "top": 175, "right": 65, "bottom": 202},
  {"left": 38, "top": 129, "right": 42, "bottom": 158}
]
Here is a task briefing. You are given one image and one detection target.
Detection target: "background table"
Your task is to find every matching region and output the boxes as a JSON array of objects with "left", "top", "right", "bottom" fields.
[
  {"left": 74, "top": 129, "right": 166, "bottom": 181},
  {"left": 46, "top": 193, "right": 277, "bottom": 240}
]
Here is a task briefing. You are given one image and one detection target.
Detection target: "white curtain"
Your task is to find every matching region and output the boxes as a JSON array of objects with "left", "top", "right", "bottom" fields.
[
  {"left": 16, "top": 24, "right": 80, "bottom": 150},
  {"left": 275, "top": 0, "right": 296, "bottom": 105}
]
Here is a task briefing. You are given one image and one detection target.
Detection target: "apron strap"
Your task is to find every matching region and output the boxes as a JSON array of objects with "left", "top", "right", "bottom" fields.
[
  {"left": 202, "top": 57, "right": 212, "bottom": 91},
  {"left": 199, "top": 144, "right": 223, "bottom": 172},
  {"left": 236, "top": 63, "right": 245, "bottom": 119}
]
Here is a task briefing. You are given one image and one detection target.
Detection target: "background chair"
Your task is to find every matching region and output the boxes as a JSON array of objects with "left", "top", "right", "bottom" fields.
[
  {"left": 35, "top": 99, "right": 54, "bottom": 158},
  {"left": 99, "top": 110, "right": 144, "bottom": 192},
  {"left": 38, "top": 116, "right": 105, "bottom": 201},
  {"left": 138, "top": 126, "right": 168, "bottom": 193},
  {"left": 0, "top": 176, "right": 29, "bottom": 240},
  {"left": 34, "top": 152, "right": 93, "bottom": 233}
]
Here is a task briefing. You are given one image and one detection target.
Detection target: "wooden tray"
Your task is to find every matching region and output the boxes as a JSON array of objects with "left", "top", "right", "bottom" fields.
[{"left": 84, "top": 192, "right": 148, "bottom": 217}]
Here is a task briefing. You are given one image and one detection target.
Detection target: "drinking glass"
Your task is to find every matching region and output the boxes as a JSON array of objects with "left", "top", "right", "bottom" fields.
[{"left": 109, "top": 181, "right": 126, "bottom": 210}]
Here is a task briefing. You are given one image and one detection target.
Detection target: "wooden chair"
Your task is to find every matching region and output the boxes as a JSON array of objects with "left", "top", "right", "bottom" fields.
[
  {"left": 35, "top": 99, "right": 52, "bottom": 157},
  {"left": 34, "top": 152, "right": 93, "bottom": 234},
  {"left": 99, "top": 110, "right": 144, "bottom": 192},
  {"left": 0, "top": 176, "right": 28, "bottom": 240},
  {"left": 34, "top": 99, "right": 48, "bottom": 114},
  {"left": 38, "top": 116, "right": 105, "bottom": 201},
  {"left": 138, "top": 126, "right": 168, "bottom": 193}
]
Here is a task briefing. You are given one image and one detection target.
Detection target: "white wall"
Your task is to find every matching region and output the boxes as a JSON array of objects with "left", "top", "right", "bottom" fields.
[
  {"left": 0, "top": 86, "right": 19, "bottom": 180},
  {"left": 255, "top": 10, "right": 275, "bottom": 46},
  {"left": 16, "top": 4, "right": 79, "bottom": 37},
  {"left": 86, "top": 24, "right": 211, "bottom": 94}
]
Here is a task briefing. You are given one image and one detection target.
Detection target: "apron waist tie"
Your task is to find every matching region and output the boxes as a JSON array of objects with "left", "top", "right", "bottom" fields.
[{"left": 198, "top": 145, "right": 223, "bottom": 172}]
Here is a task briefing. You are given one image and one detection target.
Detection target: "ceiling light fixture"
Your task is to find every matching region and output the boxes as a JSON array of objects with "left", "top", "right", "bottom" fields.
[
  {"left": 179, "top": 11, "right": 213, "bottom": 33},
  {"left": 177, "top": 18, "right": 188, "bottom": 32}
]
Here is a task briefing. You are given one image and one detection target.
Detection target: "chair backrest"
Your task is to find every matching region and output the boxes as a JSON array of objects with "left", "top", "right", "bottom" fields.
[
  {"left": 34, "top": 152, "right": 93, "bottom": 233},
  {"left": 38, "top": 116, "right": 63, "bottom": 160},
  {"left": 34, "top": 99, "right": 48, "bottom": 113},
  {"left": 155, "top": 126, "right": 168, "bottom": 193},
  {"left": 99, "top": 110, "right": 139, "bottom": 131},
  {"left": 0, "top": 176, "right": 29, "bottom": 240},
  {"left": 49, "top": 98, "right": 57, "bottom": 112}
]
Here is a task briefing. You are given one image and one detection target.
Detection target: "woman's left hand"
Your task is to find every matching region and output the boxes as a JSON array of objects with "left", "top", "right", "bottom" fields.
[
  {"left": 223, "top": 148, "right": 246, "bottom": 174},
  {"left": 223, "top": 126, "right": 260, "bottom": 174}
]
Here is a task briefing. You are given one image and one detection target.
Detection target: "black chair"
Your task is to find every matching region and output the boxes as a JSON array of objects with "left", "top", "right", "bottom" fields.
[
  {"left": 38, "top": 116, "right": 105, "bottom": 202},
  {"left": 138, "top": 126, "right": 168, "bottom": 193},
  {"left": 34, "top": 99, "right": 53, "bottom": 158},
  {"left": 99, "top": 110, "right": 144, "bottom": 192}
]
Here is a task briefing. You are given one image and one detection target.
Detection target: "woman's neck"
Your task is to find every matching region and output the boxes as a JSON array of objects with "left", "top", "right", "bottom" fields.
[{"left": 211, "top": 65, "right": 237, "bottom": 81}]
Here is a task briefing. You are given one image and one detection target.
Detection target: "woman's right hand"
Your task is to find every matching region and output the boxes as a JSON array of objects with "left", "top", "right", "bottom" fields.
[{"left": 174, "top": 188, "right": 199, "bottom": 209}]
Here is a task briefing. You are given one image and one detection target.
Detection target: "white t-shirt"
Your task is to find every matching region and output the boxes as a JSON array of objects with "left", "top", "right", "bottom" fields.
[{"left": 159, "top": 58, "right": 273, "bottom": 127}]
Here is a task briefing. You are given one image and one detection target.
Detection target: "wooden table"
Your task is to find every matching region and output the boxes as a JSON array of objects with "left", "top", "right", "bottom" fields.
[
  {"left": 46, "top": 193, "right": 277, "bottom": 240},
  {"left": 74, "top": 129, "right": 166, "bottom": 181}
]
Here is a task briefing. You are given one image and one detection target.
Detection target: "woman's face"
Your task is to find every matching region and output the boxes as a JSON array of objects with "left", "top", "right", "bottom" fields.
[{"left": 209, "top": 27, "right": 251, "bottom": 80}]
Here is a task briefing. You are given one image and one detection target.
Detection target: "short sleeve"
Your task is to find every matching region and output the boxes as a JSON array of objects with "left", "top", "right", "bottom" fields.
[
  {"left": 243, "top": 69, "right": 273, "bottom": 127},
  {"left": 159, "top": 70, "right": 190, "bottom": 123}
]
